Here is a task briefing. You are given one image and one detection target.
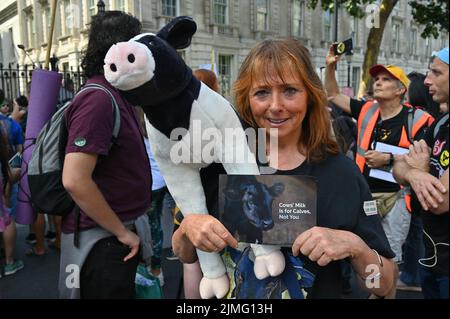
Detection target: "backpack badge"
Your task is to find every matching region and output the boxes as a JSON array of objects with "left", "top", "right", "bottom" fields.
[{"left": 74, "top": 137, "right": 87, "bottom": 147}]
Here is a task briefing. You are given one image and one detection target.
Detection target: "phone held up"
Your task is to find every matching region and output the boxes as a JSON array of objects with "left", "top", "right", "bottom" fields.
[
  {"left": 8, "top": 152, "right": 22, "bottom": 169},
  {"left": 333, "top": 38, "right": 354, "bottom": 56}
]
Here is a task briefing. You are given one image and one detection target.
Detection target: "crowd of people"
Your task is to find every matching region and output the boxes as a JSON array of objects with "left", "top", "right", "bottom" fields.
[{"left": 0, "top": 10, "right": 448, "bottom": 300}]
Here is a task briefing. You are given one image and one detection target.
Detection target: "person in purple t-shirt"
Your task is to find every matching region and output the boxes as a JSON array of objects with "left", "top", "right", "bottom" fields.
[{"left": 59, "top": 11, "right": 151, "bottom": 299}]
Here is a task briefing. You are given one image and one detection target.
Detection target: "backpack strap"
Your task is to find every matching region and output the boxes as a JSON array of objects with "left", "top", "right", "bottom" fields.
[
  {"left": 434, "top": 113, "right": 449, "bottom": 139},
  {"left": 406, "top": 107, "right": 415, "bottom": 144},
  {"left": 281, "top": 251, "right": 304, "bottom": 299},
  {"left": 69, "top": 84, "right": 121, "bottom": 248},
  {"left": 77, "top": 84, "right": 121, "bottom": 148}
]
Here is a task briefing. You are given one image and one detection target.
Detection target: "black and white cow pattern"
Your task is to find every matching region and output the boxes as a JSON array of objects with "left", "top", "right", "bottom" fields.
[{"left": 104, "top": 16, "right": 285, "bottom": 299}]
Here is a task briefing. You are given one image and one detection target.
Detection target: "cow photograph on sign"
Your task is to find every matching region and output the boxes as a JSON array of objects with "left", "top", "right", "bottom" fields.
[{"left": 219, "top": 175, "right": 317, "bottom": 246}]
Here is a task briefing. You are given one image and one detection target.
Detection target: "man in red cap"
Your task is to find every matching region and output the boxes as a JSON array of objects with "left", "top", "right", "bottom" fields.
[{"left": 325, "top": 45, "right": 434, "bottom": 297}]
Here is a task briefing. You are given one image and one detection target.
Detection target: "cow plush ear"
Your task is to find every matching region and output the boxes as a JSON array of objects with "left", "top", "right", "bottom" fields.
[
  {"left": 269, "top": 183, "right": 285, "bottom": 197},
  {"left": 156, "top": 16, "right": 197, "bottom": 50}
]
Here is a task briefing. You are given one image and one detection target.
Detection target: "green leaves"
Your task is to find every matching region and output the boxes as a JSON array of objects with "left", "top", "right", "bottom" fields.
[{"left": 410, "top": 0, "right": 449, "bottom": 39}]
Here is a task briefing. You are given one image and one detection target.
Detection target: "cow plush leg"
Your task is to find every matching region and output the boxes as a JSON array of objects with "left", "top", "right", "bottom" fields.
[
  {"left": 196, "top": 250, "right": 229, "bottom": 299},
  {"left": 250, "top": 244, "right": 285, "bottom": 280}
]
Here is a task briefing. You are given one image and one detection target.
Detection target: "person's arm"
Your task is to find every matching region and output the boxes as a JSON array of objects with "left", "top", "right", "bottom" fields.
[
  {"left": 62, "top": 152, "right": 139, "bottom": 261},
  {"left": 292, "top": 227, "right": 396, "bottom": 297},
  {"left": 172, "top": 225, "right": 198, "bottom": 264},
  {"left": 394, "top": 141, "right": 447, "bottom": 212},
  {"left": 171, "top": 214, "right": 238, "bottom": 263},
  {"left": 10, "top": 99, "right": 26, "bottom": 123},
  {"left": 430, "top": 169, "right": 449, "bottom": 214},
  {"left": 364, "top": 151, "right": 391, "bottom": 168},
  {"left": 393, "top": 154, "right": 414, "bottom": 185},
  {"left": 325, "top": 45, "right": 351, "bottom": 114},
  {"left": 393, "top": 140, "right": 430, "bottom": 184},
  {"left": 8, "top": 167, "right": 21, "bottom": 184}
]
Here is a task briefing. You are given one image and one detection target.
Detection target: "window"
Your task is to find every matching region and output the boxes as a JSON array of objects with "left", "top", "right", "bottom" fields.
[
  {"left": 63, "top": 0, "right": 73, "bottom": 36},
  {"left": 425, "top": 38, "right": 431, "bottom": 57},
  {"left": 9, "top": 29, "right": 14, "bottom": 60},
  {"left": 352, "top": 17, "right": 359, "bottom": 46},
  {"left": 43, "top": 8, "right": 49, "bottom": 42},
  {"left": 0, "top": 37, "right": 3, "bottom": 63},
  {"left": 88, "top": 0, "right": 96, "bottom": 16},
  {"left": 162, "top": 0, "right": 178, "bottom": 17},
  {"left": 218, "top": 54, "right": 232, "bottom": 97},
  {"left": 27, "top": 15, "right": 35, "bottom": 47},
  {"left": 352, "top": 67, "right": 361, "bottom": 96},
  {"left": 214, "top": 0, "right": 228, "bottom": 25},
  {"left": 323, "top": 10, "right": 333, "bottom": 42},
  {"left": 292, "top": 0, "right": 305, "bottom": 37},
  {"left": 392, "top": 1, "right": 400, "bottom": 16},
  {"left": 256, "top": 0, "right": 269, "bottom": 31},
  {"left": 410, "top": 29, "right": 417, "bottom": 55},
  {"left": 115, "top": 0, "right": 126, "bottom": 12},
  {"left": 391, "top": 23, "right": 400, "bottom": 52},
  {"left": 441, "top": 36, "right": 448, "bottom": 49}
]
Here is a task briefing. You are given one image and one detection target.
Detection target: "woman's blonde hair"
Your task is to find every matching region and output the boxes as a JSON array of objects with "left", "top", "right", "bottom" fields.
[{"left": 234, "top": 39, "right": 339, "bottom": 162}]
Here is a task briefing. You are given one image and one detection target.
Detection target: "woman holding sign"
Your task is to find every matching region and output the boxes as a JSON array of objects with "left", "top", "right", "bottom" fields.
[{"left": 173, "top": 39, "right": 396, "bottom": 298}]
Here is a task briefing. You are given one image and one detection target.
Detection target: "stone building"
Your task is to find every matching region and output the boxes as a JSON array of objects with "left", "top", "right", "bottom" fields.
[{"left": 1, "top": 0, "right": 448, "bottom": 99}]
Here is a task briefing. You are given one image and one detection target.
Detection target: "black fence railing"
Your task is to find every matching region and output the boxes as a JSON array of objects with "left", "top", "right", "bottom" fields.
[{"left": 0, "top": 63, "right": 86, "bottom": 103}]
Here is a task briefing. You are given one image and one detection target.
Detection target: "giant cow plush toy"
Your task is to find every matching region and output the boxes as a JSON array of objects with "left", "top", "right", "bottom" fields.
[{"left": 103, "top": 16, "right": 285, "bottom": 299}]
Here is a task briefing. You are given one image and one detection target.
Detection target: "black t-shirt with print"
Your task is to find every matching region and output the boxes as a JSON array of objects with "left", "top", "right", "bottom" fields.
[
  {"left": 200, "top": 154, "right": 394, "bottom": 298},
  {"left": 350, "top": 99, "right": 427, "bottom": 193},
  {"left": 273, "top": 153, "right": 395, "bottom": 298},
  {"left": 422, "top": 113, "right": 449, "bottom": 276}
]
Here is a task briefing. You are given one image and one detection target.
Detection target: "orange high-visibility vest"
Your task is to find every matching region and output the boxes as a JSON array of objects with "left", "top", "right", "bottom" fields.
[{"left": 355, "top": 101, "right": 435, "bottom": 212}]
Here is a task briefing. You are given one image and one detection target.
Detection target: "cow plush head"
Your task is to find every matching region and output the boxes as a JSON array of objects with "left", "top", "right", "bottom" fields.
[{"left": 103, "top": 16, "right": 197, "bottom": 106}]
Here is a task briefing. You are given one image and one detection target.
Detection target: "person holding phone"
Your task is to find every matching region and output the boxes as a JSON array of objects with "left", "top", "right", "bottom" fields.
[{"left": 324, "top": 45, "right": 435, "bottom": 296}]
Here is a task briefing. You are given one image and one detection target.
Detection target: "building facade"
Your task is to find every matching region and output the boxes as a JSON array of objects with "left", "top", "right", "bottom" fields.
[{"left": 1, "top": 0, "right": 448, "bottom": 99}]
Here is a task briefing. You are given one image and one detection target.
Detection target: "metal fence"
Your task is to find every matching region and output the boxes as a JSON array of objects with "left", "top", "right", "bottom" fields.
[{"left": 0, "top": 63, "right": 86, "bottom": 103}]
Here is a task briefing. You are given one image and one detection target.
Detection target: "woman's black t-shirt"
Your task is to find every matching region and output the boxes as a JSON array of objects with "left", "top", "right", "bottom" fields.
[
  {"left": 273, "top": 153, "right": 394, "bottom": 298},
  {"left": 201, "top": 153, "right": 394, "bottom": 298}
]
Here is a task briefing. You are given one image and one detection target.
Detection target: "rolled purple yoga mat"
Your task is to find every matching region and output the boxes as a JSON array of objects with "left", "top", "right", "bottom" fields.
[{"left": 16, "top": 69, "right": 62, "bottom": 225}]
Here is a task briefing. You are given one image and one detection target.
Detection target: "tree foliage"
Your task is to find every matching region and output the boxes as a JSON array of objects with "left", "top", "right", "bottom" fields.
[
  {"left": 410, "top": 0, "right": 449, "bottom": 39},
  {"left": 307, "top": 0, "right": 377, "bottom": 18},
  {"left": 307, "top": 0, "right": 447, "bottom": 98}
]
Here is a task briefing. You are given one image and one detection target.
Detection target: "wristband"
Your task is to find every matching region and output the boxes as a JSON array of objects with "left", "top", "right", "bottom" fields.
[{"left": 388, "top": 153, "right": 394, "bottom": 166}]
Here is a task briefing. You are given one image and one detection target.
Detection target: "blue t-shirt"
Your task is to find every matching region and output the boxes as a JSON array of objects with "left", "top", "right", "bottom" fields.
[{"left": 0, "top": 114, "right": 24, "bottom": 156}]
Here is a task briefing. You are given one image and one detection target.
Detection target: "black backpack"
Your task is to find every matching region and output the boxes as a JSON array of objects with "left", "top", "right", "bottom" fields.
[{"left": 27, "top": 83, "right": 121, "bottom": 217}]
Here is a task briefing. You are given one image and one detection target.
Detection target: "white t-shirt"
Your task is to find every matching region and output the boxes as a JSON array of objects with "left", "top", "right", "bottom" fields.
[{"left": 144, "top": 138, "right": 166, "bottom": 191}]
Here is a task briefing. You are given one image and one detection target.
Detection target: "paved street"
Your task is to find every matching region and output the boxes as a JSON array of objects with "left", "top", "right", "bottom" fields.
[{"left": 0, "top": 224, "right": 423, "bottom": 299}]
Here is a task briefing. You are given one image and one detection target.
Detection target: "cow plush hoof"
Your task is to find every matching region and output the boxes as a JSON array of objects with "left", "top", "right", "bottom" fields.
[
  {"left": 199, "top": 275, "right": 230, "bottom": 299},
  {"left": 254, "top": 250, "right": 285, "bottom": 280}
]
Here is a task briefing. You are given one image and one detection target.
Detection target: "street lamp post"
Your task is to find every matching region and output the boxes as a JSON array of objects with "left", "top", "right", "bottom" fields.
[
  {"left": 333, "top": 0, "right": 339, "bottom": 43},
  {"left": 347, "top": 54, "right": 352, "bottom": 88},
  {"left": 347, "top": 31, "right": 355, "bottom": 90}
]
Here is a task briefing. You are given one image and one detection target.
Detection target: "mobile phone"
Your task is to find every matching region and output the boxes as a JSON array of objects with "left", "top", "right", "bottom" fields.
[
  {"left": 333, "top": 38, "right": 353, "bottom": 56},
  {"left": 8, "top": 152, "right": 22, "bottom": 168}
]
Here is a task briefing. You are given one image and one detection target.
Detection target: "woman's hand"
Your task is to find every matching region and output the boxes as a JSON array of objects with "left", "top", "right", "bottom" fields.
[
  {"left": 365, "top": 151, "right": 390, "bottom": 168},
  {"left": 179, "top": 214, "right": 238, "bottom": 252},
  {"left": 325, "top": 44, "right": 342, "bottom": 67},
  {"left": 292, "top": 227, "right": 361, "bottom": 266}
]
